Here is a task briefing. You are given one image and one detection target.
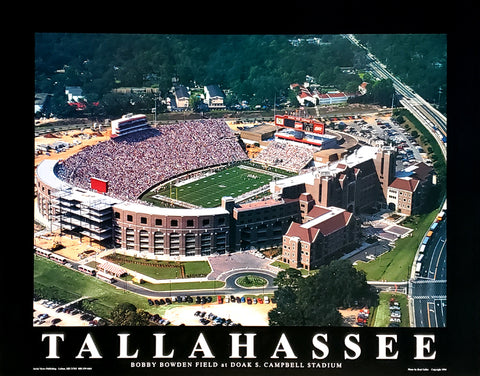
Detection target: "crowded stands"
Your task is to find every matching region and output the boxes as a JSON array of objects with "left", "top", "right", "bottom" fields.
[
  {"left": 57, "top": 119, "right": 248, "bottom": 200},
  {"left": 254, "top": 141, "right": 315, "bottom": 172}
]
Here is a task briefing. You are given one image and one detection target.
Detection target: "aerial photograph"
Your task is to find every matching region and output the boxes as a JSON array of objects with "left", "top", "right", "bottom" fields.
[{"left": 34, "top": 33, "right": 447, "bottom": 329}]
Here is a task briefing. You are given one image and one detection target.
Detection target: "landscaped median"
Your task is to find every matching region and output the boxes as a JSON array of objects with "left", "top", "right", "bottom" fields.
[
  {"left": 101, "top": 253, "right": 212, "bottom": 280},
  {"left": 370, "top": 292, "right": 409, "bottom": 327}
]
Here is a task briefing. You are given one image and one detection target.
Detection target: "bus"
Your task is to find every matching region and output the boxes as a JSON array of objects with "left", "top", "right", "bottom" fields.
[
  {"left": 49, "top": 253, "right": 67, "bottom": 265},
  {"left": 415, "top": 262, "right": 422, "bottom": 276},
  {"left": 436, "top": 211, "right": 445, "bottom": 222},
  {"left": 422, "top": 237, "right": 429, "bottom": 245},
  {"left": 417, "top": 254, "right": 424, "bottom": 263},
  {"left": 419, "top": 244, "right": 426, "bottom": 254},
  {"left": 35, "top": 247, "right": 52, "bottom": 258},
  {"left": 78, "top": 265, "right": 96, "bottom": 276},
  {"left": 96, "top": 271, "right": 115, "bottom": 283}
]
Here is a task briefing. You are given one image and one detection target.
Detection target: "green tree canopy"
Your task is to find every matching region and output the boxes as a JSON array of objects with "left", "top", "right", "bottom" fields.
[
  {"left": 269, "top": 260, "right": 378, "bottom": 326},
  {"left": 110, "top": 302, "right": 150, "bottom": 326}
]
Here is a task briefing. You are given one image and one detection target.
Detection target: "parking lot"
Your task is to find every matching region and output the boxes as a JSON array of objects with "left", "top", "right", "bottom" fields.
[
  {"left": 338, "top": 114, "right": 427, "bottom": 168},
  {"left": 33, "top": 299, "right": 100, "bottom": 327},
  {"left": 163, "top": 299, "right": 275, "bottom": 326}
]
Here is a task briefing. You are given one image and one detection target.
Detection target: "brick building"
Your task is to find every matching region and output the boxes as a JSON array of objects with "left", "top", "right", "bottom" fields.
[
  {"left": 386, "top": 161, "right": 434, "bottom": 216},
  {"left": 282, "top": 203, "right": 360, "bottom": 270}
]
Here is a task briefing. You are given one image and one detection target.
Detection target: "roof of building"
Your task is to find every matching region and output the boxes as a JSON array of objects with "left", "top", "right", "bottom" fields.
[
  {"left": 236, "top": 198, "right": 284, "bottom": 212},
  {"left": 327, "top": 92, "right": 347, "bottom": 98},
  {"left": 205, "top": 85, "right": 224, "bottom": 98},
  {"left": 285, "top": 206, "right": 352, "bottom": 242},
  {"left": 174, "top": 85, "right": 189, "bottom": 99},
  {"left": 404, "top": 162, "right": 433, "bottom": 181},
  {"left": 305, "top": 205, "right": 330, "bottom": 219},
  {"left": 65, "top": 86, "right": 83, "bottom": 95},
  {"left": 389, "top": 177, "right": 420, "bottom": 192}
]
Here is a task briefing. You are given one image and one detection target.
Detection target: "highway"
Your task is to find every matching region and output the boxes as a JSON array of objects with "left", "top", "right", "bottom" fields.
[
  {"left": 343, "top": 34, "right": 447, "bottom": 158},
  {"left": 410, "top": 218, "right": 447, "bottom": 327},
  {"left": 343, "top": 34, "right": 448, "bottom": 327}
]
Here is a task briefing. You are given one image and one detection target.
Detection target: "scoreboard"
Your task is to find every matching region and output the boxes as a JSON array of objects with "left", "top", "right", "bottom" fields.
[
  {"left": 274, "top": 115, "right": 325, "bottom": 135},
  {"left": 90, "top": 177, "right": 108, "bottom": 194}
]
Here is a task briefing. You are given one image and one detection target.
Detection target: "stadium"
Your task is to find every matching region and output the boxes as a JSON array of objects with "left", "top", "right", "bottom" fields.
[
  {"left": 36, "top": 113, "right": 383, "bottom": 262},
  {"left": 36, "top": 115, "right": 308, "bottom": 255}
]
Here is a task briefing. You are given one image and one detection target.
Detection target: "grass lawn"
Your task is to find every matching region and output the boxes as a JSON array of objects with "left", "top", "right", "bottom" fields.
[
  {"left": 104, "top": 254, "right": 211, "bottom": 280},
  {"left": 135, "top": 280, "right": 225, "bottom": 292},
  {"left": 147, "top": 165, "right": 274, "bottom": 208},
  {"left": 235, "top": 275, "right": 268, "bottom": 288},
  {"left": 34, "top": 256, "right": 217, "bottom": 319},
  {"left": 355, "top": 210, "right": 438, "bottom": 281},
  {"left": 35, "top": 256, "right": 154, "bottom": 318},
  {"left": 372, "top": 292, "right": 410, "bottom": 327}
]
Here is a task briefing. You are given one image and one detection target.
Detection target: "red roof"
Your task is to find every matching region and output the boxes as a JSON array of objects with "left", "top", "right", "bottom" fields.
[
  {"left": 285, "top": 209, "right": 353, "bottom": 242},
  {"left": 285, "top": 222, "right": 318, "bottom": 243},
  {"left": 299, "top": 92, "right": 313, "bottom": 98},
  {"left": 389, "top": 177, "right": 420, "bottom": 192},
  {"left": 327, "top": 92, "right": 347, "bottom": 98},
  {"left": 306, "top": 205, "right": 330, "bottom": 218},
  {"left": 237, "top": 199, "right": 282, "bottom": 211},
  {"left": 315, "top": 211, "right": 352, "bottom": 236}
]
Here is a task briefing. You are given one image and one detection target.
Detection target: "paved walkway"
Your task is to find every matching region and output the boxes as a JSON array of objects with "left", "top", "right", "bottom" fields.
[{"left": 207, "top": 252, "right": 281, "bottom": 281}]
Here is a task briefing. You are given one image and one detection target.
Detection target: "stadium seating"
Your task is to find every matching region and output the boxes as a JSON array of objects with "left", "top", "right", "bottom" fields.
[
  {"left": 254, "top": 141, "right": 315, "bottom": 172},
  {"left": 57, "top": 119, "right": 248, "bottom": 200}
]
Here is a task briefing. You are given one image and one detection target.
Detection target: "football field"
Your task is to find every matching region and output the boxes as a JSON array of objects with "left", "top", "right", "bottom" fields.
[{"left": 154, "top": 165, "right": 276, "bottom": 208}]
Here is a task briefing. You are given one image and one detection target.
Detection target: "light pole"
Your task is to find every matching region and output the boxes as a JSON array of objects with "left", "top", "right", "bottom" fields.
[{"left": 153, "top": 98, "right": 157, "bottom": 124}]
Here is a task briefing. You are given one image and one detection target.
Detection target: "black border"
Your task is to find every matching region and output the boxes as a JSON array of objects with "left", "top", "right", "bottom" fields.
[{"left": 5, "top": 8, "right": 478, "bottom": 374}]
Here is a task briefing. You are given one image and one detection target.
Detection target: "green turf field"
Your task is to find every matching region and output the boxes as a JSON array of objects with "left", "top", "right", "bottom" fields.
[{"left": 152, "top": 165, "right": 275, "bottom": 208}]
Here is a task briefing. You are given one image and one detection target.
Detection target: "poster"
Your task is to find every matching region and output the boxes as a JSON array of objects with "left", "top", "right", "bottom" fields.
[{"left": 18, "top": 31, "right": 478, "bottom": 376}]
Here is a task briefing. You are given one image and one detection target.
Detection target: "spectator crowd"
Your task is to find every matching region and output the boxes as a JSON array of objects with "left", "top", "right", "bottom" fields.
[
  {"left": 254, "top": 141, "right": 315, "bottom": 172},
  {"left": 57, "top": 119, "right": 248, "bottom": 200}
]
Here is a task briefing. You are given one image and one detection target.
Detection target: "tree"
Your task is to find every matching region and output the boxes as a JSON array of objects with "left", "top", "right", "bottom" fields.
[
  {"left": 110, "top": 302, "right": 150, "bottom": 326},
  {"left": 269, "top": 260, "right": 378, "bottom": 326},
  {"left": 274, "top": 268, "right": 303, "bottom": 289},
  {"left": 370, "top": 79, "right": 395, "bottom": 106}
]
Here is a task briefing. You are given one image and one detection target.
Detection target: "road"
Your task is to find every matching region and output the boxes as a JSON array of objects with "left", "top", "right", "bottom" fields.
[
  {"left": 342, "top": 34, "right": 447, "bottom": 158},
  {"left": 109, "top": 270, "right": 278, "bottom": 299},
  {"left": 410, "top": 218, "right": 447, "bottom": 327}
]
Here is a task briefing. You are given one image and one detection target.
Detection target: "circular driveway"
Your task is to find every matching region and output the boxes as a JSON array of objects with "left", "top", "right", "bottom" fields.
[{"left": 223, "top": 269, "right": 277, "bottom": 289}]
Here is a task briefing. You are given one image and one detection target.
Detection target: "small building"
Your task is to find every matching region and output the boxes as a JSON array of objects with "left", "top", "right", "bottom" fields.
[
  {"left": 240, "top": 124, "right": 278, "bottom": 144},
  {"left": 65, "top": 86, "right": 84, "bottom": 102},
  {"left": 387, "top": 162, "right": 434, "bottom": 216},
  {"left": 386, "top": 177, "right": 420, "bottom": 216},
  {"left": 204, "top": 85, "right": 225, "bottom": 109},
  {"left": 358, "top": 82, "right": 368, "bottom": 95},
  {"left": 174, "top": 85, "right": 190, "bottom": 109}
]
